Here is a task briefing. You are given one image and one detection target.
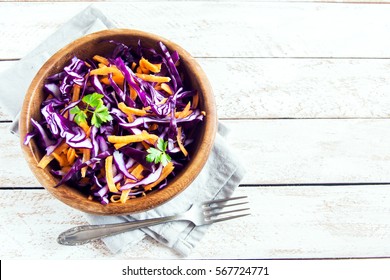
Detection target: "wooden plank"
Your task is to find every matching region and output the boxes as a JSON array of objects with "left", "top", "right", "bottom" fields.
[
  {"left": 3, "top": 119, "right": 390, "bottom": 188},
  {"left": 225, "top": 119, "right": 390, "bottom": 184},
  {"left": 0, "top": 123, "right": 40, "bottom": 188},
  {"left": 200, "top": 58, "right": 390, "bottom": 119},
  {"left": 3, "top": 57, "right": 390, "bottom": 121},
  {"left": 1, "top": 186, "right": 390, "bottom": 258},
  {"left": 2, "top": 2, "right": 390, "bottom": 58},
  {"left": 0, "top": 61, "right": 16, "bottom": 121}
]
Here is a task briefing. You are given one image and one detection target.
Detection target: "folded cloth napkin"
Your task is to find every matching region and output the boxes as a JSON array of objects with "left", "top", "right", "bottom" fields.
[
  {"left": 86, "top": 123, "right": 245, "bottom": 256},
  {"left": 0, "top": 5, "right": 246, "bottom": 257}
]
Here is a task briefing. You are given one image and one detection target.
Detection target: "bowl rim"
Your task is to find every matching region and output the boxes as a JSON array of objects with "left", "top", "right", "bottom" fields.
[{"left": 19, "top": 28, "right": 217, "bottom": 215}]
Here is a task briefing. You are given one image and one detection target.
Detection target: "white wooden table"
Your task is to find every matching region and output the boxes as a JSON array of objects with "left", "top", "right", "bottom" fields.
[{"left": 1, "top": 0, "right": 390, "bottom": 259}]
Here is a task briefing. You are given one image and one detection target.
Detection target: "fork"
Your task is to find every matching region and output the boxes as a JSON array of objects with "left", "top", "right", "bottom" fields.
[{"left": 57, "top": 196, "right": 250, "bottom": 246}]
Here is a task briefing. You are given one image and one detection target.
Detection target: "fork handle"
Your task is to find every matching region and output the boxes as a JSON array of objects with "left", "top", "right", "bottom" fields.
[{"left": 57, "top": 215, "right": 178, "bottom": 246}]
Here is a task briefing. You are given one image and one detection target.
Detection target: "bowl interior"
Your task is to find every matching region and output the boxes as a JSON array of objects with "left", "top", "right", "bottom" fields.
[{"left": 20, "top": 29, "right": 217, "bottom": 215}]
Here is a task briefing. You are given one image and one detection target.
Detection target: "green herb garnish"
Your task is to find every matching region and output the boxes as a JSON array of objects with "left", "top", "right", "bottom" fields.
[
  {"left": 70, "top": 93, "right": 112, "bottom": 128},
  {"left": 146, "top": 138, "right": 172, "bottom": 166}
]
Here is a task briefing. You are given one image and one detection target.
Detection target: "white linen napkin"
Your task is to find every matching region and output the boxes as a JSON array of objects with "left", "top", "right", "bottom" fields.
[
  {"left": 0, "top": 5, "right": 246, "bottom": 257},
  {"left": 86, "top": 123, "right": 245, "bottom": 256}
]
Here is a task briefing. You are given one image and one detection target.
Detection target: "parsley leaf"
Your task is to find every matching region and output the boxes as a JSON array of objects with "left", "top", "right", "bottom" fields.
[
  {"left": 160, "top": 153, "right": 171, "bottom": 166},
  {"left": 91, "top": 101, "right": 112, "bottom": 128},
  {"left": 70, "top": 106, "right": 87, "bottom": 125},
  {"left": 70, "top": 93, "right": 112, "bottom": 128},
  {"left": 146, "top": 138, "right": 171, "bottom": 166},
  {"left": 157, "top": 137, "right": 165, "bottom": 151},
  {"left": 146, "top": 147, "right": 163, "bottom": 164},
  {"left": 82, "top": 93, "right": 104, "bottom": 108}
]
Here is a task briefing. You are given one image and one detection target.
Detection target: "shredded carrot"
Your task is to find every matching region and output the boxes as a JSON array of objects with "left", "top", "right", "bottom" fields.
[
  {"left": 79, "top": 177, "right": 90, "bottom": 184},
  {"left": 149, "top": 123, "right": 159, "bottom": 131},
  {"left": 130, "top": 87, "right": 138, "bottom": 101},
  {"left": 175, "top": 102, "right": 192, "bottom": 118},
  {"left": 52, "top": 152, "right": 68, "bottom": 167},
  {"left": 136, "top": 67, "right": 143, "bottom": 74},
  {"left": 105, "top": 156, "right": 118, "bottom": 193},
  {"left": 131, "top": 62, "right": 137, "bottom": 71},
  {"left": 71, "top": 85, "right": 81, "bottom": 103},
  {"left": 108, "top": 130, "right": 158, "bottom": 146},
  {"left": 54, "top": 141, "right": 69, "bottom": 154},
  {"left": 135, "top": 73, "right": 171, "bottom": 83},
  {"left": 92, "top": 55, "right": 110, "bottom": 66},
  {"left": 100, "top": 75, "right": 125, "bottom": 86},
  {"left": 110, "top": 194, "right": 122, "bottom": 203},
  {"left": 99, "top": 168, "right": 106, "bottom": 178},
  {"left": 126, "top": 164, "right": 138, "bottom": 174},
  {"left": 118, "top": 102, "right": 148, "bottom": 117},
  {"left": 37, "top": 141, "right": 69, "bottom": 169},
  {"left": 192, "top": 92, "right": 199, "bottom": 109},
  {"left": 139, "top": 57, "right": 162, "bottom": 73},
  {"left": 144, "top": 162, "right": 175, "bottom": 191},
  {"left": 113, "top": 143, "right": 128, "bottom": 150},
  {"left": 141, "top": 141, "right": 151, "bottom": 150},
  {"left": 117, "top": 164, "right": 146, "bottom": 203},
  {"left": 90, "top": 66, "right": 123, "bottom": 77},
  {"left": 177, "top": 127, "right": 188, "bottom": 157},
  {"left": 67, "top": 148, "right": 76, "bottom": 165},
  {"left": 118, "top": 190, "right": 130, "bottom": 203},
  {"left": 101, "top": 77, "right": 114, "bottom": 86},
  {"left": 81, "top": 148, "right": 90, "bottom": 178},
  {"left": 37, "top": 154, "right": 54, "bottom": 169},
  {"left": 78, "top": 120, "right": 90, "bottom": 135},
  {"left": 154, "top": 84, "right": 162, "bottom": 91},
  {"left": 161, "top": 83, "right": 173, "bottom": 95},
  {"left": 130, "top": 164, "right": 145, "bottom": 180},
  {"left": 138, "top": 60, "right": 150, "bottom": 74},
  {"left": 126, "top": 115, "right": 134, "bottom": 123}
]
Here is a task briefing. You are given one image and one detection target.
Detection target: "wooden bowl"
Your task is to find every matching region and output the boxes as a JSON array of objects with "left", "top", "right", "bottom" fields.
[{"left": 19, "top": 29, "right": 217, "bottom": 215}]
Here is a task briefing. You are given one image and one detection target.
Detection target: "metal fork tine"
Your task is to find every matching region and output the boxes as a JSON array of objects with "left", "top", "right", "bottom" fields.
[
  {"left": 208, "top": 213, "right": 251, "bottom": 224},
  {"left": 204, "top": 201, "right": 249, "bottom": 211},
  {"left": 206, "top": 207, "right": 250, "bottom": 217},
  {"left": 202, "top": 195, "right": 248, "bottom": 206}
]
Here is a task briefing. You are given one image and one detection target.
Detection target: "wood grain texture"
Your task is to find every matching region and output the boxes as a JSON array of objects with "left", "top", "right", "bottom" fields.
[
  {"left": 1, "top": 186, "right": 390, "bottom": 259},
  {"left": 3, "top": 58, "right": 390, "bottom": 121},
  {"left": 202, "top": 58, "right": 390, "bottom": 119},
  {"left": 2, "top": 2, "right": 390, "bottom": 58},
  {"left": 0, "top": 123, "right": 40, "bottom": 187},
  {"left": 0, "top": 61, "right": 16, "bottom": 120},
  {"left": 4, "top": 118, "right": 390, "bottom": 188},
  {"left": 224, "top": 119, "right": 390, "bottom": 184}
]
